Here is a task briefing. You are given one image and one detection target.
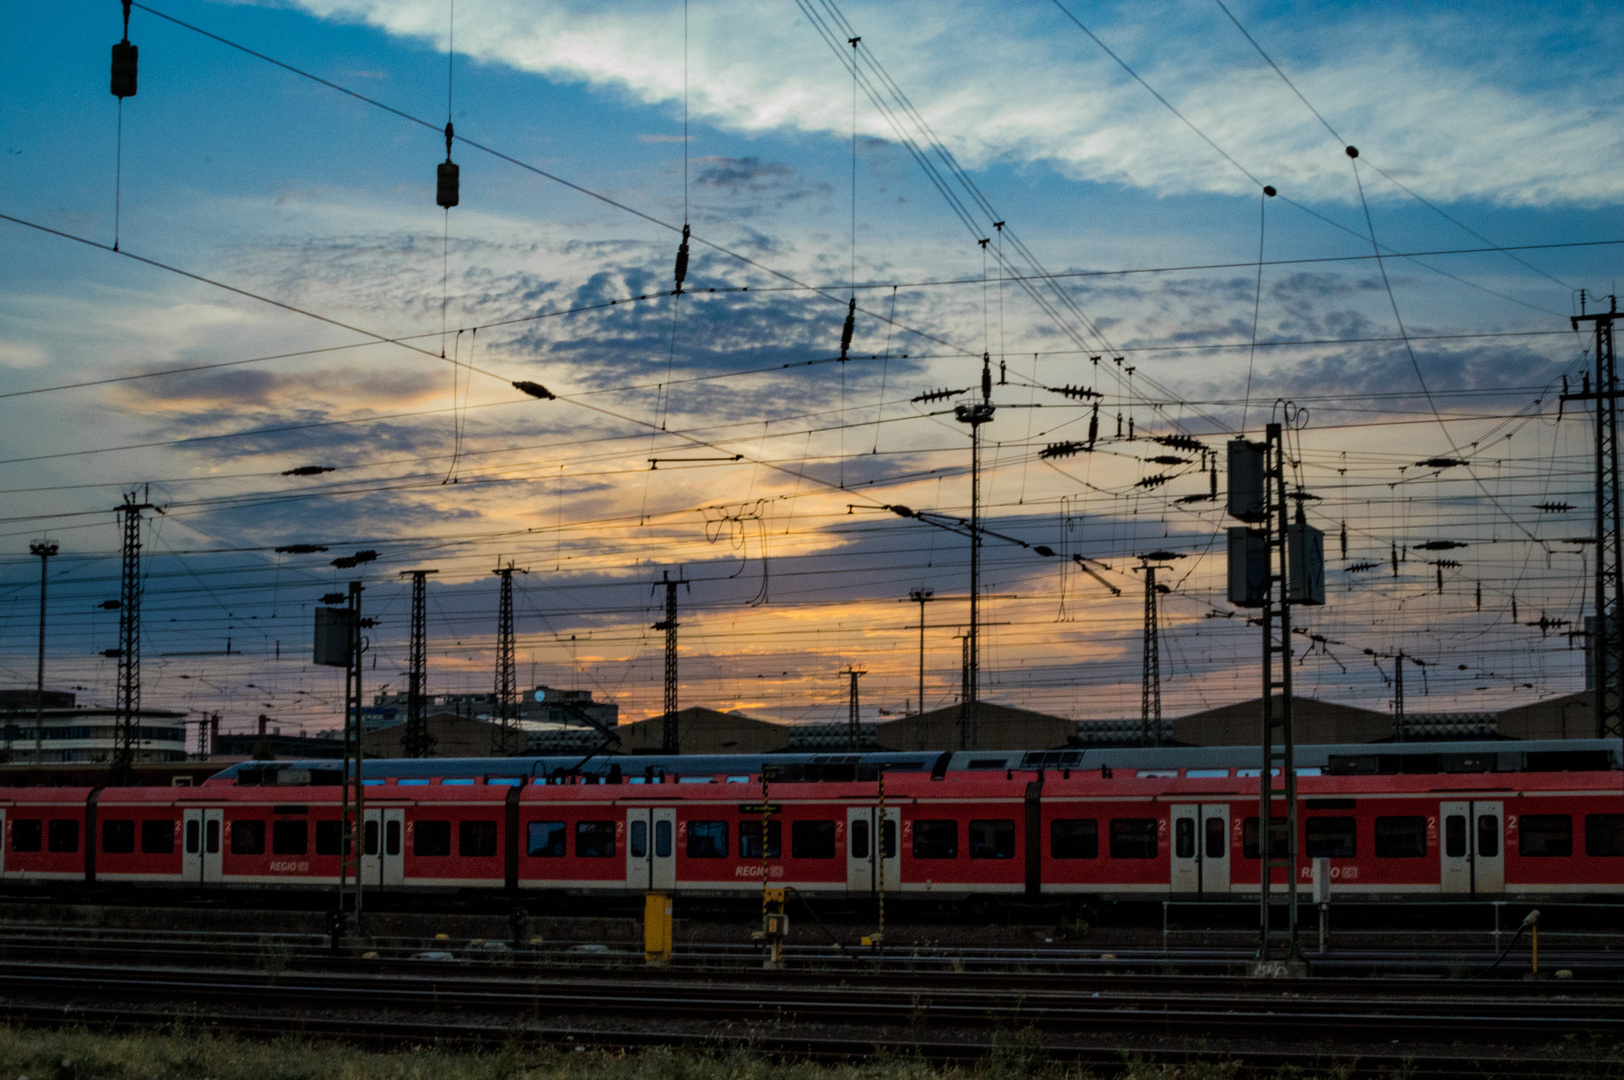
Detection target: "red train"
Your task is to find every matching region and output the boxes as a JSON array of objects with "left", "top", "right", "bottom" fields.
[{"left": 2, "top": 763, "right": 1620, "bottom": 901}]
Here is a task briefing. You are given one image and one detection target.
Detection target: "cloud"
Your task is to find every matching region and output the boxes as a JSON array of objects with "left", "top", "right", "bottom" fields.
[
  {"left": 287, "top": 0, "right": 1624, "bottom": 206},
  {"left": 0, "top": 340, "right": 48, "bottom": 368}
]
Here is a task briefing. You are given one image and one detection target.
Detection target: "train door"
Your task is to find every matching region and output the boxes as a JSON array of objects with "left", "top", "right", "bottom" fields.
[
  {"left": 626, "top": 808, "right": 677, "bottom": 891},
  {"left": 1438, "top": 800, "right": 1508, "bottom": 894},
  {"left": 1170, "top": 804, "right": 1230, "bottom": 894},
  {"left": 1440, "top": 800, "right": 1469, "bottom": 893},
  {"left": 0, "top": 808, "right": 6, "bottom": 876},
  {"left": 379, "top": 808, "right": 405, "bottom": 888},
  {"left": 183, "top": 808, "right": 222, "bottom": 884},
  {"left": 1474, "top": 801, "right": 1504, "bottom": 893},
  {"left": 844, "top": 806, "right": 900, "bottom": 893}
]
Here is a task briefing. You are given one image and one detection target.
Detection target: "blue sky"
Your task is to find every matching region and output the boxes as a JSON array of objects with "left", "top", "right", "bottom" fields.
[{"left": 0, "top": 0, "right": 1619, "bottom": 735}]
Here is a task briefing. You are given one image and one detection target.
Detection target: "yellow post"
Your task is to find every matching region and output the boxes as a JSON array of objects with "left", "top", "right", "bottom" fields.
[
  {"left": 644, "top": 891, "right": 672, "bottom": 965},
  {"left": 1530, "top": 917, "right": 1538, "bottom": 975},
  {"left": 762, "top": 886, "right": 788, "bottom": 969}
]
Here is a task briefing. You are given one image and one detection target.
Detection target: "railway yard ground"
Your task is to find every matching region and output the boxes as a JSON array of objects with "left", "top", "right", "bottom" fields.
[{"left": 0, "top": 900, "right": 1618, "bottom": 1078}]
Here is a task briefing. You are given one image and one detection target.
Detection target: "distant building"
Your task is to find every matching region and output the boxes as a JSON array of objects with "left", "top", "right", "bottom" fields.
[
  {"left": 366, "top": 686, "right": 617, "bottom": 732},
  {"left": 0, "top": 689, "right": 187, "bottom": 763}
]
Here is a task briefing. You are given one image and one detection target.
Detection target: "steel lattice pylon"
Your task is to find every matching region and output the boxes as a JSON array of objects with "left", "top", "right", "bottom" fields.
[
  {"left": 952, "top": 355, "right": 995, "bottom": 751},
  {"left": 1564, "top": 297, "right": 1623, "bottom": 742},
  {"left": 111, "top": 491, "right": 158, "bottom": 785},
  {"left": 1257, "top": 422, "right": 1299, "bottom": 963},
  {"left": 1140, "top": 562, "right": 1162, "bottom": 748},
  {"left": 400, "top": 570, "right": 437, "bottom": 758},
  {"left": 491, "top": 563, "right": 525, "bottom": 755},
  {"left": 653, "top": 571, "right": 688, "bottom": 753}
]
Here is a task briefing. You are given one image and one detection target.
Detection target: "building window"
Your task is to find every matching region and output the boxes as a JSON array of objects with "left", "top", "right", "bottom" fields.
[
  {"left": 459, "top": 820, "right": 498, "bottom": 858},
  {"left": 739, "top": 820, "right": 782, "bottom": 859},
  {"left": 1050, "top": 818, "right": 1098, "bottom": 859},
  {"left": 527, "top": 821, "right": 566, "bottom": 857},
  {"left": 272, "top": 820, "right": 307, "bottom": 856},
  {"left": 968, "top": 819, "right": 1015, "bottom": 859},
  {"left": 1518, "top": 815, "right": 1572, "bottom": 858},
  {"left": 685, "top": 821, "right": 727, "bottom": 858},
  {"left": 413, "top": 820, "right": 452, "bottom": 857},
  {"left": 1242, "top": 817, "right": 1289, "bottom": 859},
  {"left": 12, "top": 819, "right": 42, "bottom": 853},
  {"left": 1305, "top": 817, "right": 1356, "bottom": 859},
  {"left": 1374, "top": 816, "right": 1427, "bottom": 858},
  {"left": 102, "top": 819, "right": 136, "bottom": 854},
  {"left": 1585, "top": 814, "right": 1624, "bottom": 857},
  {"left": 912, "top": 820, "right": 958, "bottom": 859},
  {"left": 141, "top": 820, "right": 175, "bottom": 854},
  {"left": 791, "top": 820, "right": 836, "bottom": 859},
  {"left": 315, "top": 820, "right": 343, "bottom": 856},
  {"left": 1109, "top": 818, "right": 1159, "bottom": 859},
  {"left": 575, "top": 820, "right": 616, "bottom": 858},
  {"left": 230, "top": 820, "right": 265, "bottom": 855}
]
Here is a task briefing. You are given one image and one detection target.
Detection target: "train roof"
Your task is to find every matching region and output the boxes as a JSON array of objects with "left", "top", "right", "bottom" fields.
[{"left": 203, "top": 738, "right": 1622, "bottom": 787}]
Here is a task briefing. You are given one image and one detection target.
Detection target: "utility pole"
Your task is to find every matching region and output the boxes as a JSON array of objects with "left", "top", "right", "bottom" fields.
[
  {"left": 1393, "top": 649, "right": 1405, "bottom": 743},
  {"left": 491, "top": 562, "right": 527, "bottom": 755},
  {"left": 842, "top": 667, "right": 866, "bottom": 750},
  {"left": 27, "top": 541, "right": 57, "bottom": 764},
  {"left": 399, "top": 570, "right": 437, "bottom": 758},
  {"left": 111, "top": 490, "right": 160, "bottom": 785},
  {"left": 1139, "top": 560, "right": 1162, "bottom": 748},
  {"left": 653, "top": 570, "right": 690, "bottom": 753},
  {"left": 953, "top": 354, "right": 995, "bottom": 750},
  {"left": 908, "top": 588, "right": 934, "bottom": 715},
  {"left": 1563, "top": 293, "right": 1623, "bottom": 740}
]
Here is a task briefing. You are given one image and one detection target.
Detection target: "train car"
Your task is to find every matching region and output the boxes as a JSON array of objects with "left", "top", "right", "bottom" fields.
[{"left": 2, "top": 759, "right": 1619, "bottom": 902}]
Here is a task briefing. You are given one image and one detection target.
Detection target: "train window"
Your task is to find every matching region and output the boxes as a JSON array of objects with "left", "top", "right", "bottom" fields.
[
  {"left": 1306, "top": 817, "right": 1356, "bottom": 859},
  {"left": 230, "top": 820, "right": 265, "bottom": 856},
  {"left": 414, "top": 820, "right": 452, "bottom": 857},
  {"left": 102, "top": 820, "right": 136, "bottom": 854},
  {"left": 1110, "top": 818, "right": 1159, "bottom": 859},
  {"left": 1374, "top": 816, "right": 1426, "bottom": 857},
  {"left": 441, "top": 778, "right": 475, "bottom": 786},
  {"left": 272, "top": 820, "right": 308, "bottom": 856},
  {"left": 315, "top": 820, "right": 343, "bottom": 856},
  {"left": 1585, "top": 814, "right": 1624, "bottom": 857},
  {"left": 11, "top": 819, "right": 42, "bottom": 852},
  {"left": 1205, "top": 817, "right": 1226, "bottom": 859},
  {"left": 141, "top": 820, "right": 174, "bottom": 855},
  {"left": 386, "top": 820, "right": 401, "bottom": 856},
  {"left": 1444, "top": 815, "right": 1466, "bottom": 858},
  {"left": 630, "top": 820, "right": 647, "bottom": 859},
  {"left": 686, "top": 821, "right": 727, "bottom": 858},
  {"left": 850, "top": 819, "right": 870, "bottom": 859},
  {"left": 1186, "top": 769, "right": 1229, "bottom": 779},
  {"left": 739, "top": 820, "right": 782, "bottom": 859},
  {"left": 460, "top": 820, "right": 498, "bottom": 858},
  {"left": 46, "top": 819, "right": 79, "bottom": 854},
  {"left": 791, "top": 820, "right": 836, "bottom": 859},
  {"left": 398, "top": 779, "right": 430, "bottom": 786},
  {"left": 881, "top": 820, "right": 897, "bottom": 859},
  {"left": 184, "top": 820, "right": 200, "bottom": 855},
  {"left": 655, "top": 820, "right": 672, "bottom": 857},
  {"left": 1517, "top": 815, "right": 1572, "bottom": 858},
  {"left": 1050, "top": 819, "right": 1098, "bottom": 859},
  {"left": 1241, "top": 817, "right": 1288, "bottom": 859},
  {"left": 970, "top": 820, "right": 1015, "bottom": 859},
  {"left": 527, "top": 821, "right": 566, "bottom": 857},
  {"left": 1477, "top": 815, "right": 1499, "bottom": 858},
  {"left": 913, "top": 820, "right": 957, "bottom": 859},
  {"left": 205, "top": 819, "right": 220, "bottom": 855},
  {"left": 576, "top": 820, "right": 616, "bottom": 858},
  {"left": 1174, "top": 818, "right": 1195, "bottom": 859}
]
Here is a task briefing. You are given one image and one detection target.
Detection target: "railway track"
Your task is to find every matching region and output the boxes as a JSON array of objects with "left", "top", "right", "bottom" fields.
[{"left": 0, "top": 957, "right": 1619, "bottom": 1078}]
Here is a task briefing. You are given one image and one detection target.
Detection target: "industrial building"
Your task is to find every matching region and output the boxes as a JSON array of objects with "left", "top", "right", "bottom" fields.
[{"left": 0, "top": 690, "right": 187, "bottom": 764}]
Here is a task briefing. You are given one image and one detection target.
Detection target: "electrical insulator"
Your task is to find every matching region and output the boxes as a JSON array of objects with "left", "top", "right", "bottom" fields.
[
  {"left": 838, "top": 298, "right": 855, "bottom": 359},
  {"left": 437, "top": 121, "right": 459, "bottom": 208},
  {"left": 1116, "top": 413, "right": 1123, "bottom": 438},
  {"left": 673, "top": 223, "right": 690, "bottom": 293},
  {"left": 1086, "top": 403, "right": 1099, "bottom": 449},
  {"left": 111, "top": 1, "right": 137, "bottom": 99},
  {"left": 999, "top": 359, "right": 1006, "bottom": 385},
  {"left": 980, "top": 353, "right": 991, "bottom": 400}
]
